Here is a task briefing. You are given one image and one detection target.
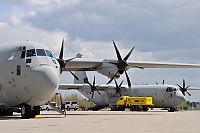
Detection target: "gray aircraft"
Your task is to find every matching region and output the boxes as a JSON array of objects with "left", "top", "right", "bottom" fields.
[
  {"left": 0, "top": 40, "right": 200, "bottom": 118},
  {"left": 60, "top": 70, "right": 190, "bottom": 112}
]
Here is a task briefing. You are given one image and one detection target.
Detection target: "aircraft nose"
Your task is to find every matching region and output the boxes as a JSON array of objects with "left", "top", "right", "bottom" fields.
[
  {"left": 177, "top": 96, "right": 187, "bottom": 106},
  {"left": 26, "top": 65, "right": 60, "bottom": 100}
]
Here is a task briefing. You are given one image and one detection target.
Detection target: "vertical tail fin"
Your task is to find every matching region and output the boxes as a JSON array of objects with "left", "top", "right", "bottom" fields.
[{"left": 74, "top": 53, "right": 88, "bottom": 84}]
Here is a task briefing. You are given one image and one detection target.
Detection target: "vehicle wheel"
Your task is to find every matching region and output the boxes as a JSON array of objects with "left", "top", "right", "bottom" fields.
[
  {"left": 21, "top": 104, "right": 32, "bottom": 119},
  {"left": 74, "top": 108, "right": 78, "bottom": 111},
  {"left": 46, "top": 107, "right": 49, "bottom": 111},
  {"left": 135, "top": 106, "right": 142, "bottom": 111},
  {"left": 66, "top": 106, "right": 70, "bottom": 111},
  {"left": 130, "top": 106, "right": 135, "bottom": 111},
  {"left": 119, "top": 107, "right": 125, "bottom": 111},
  {"left": 142, "top": 107, "right": 148, "bottom": 111}
]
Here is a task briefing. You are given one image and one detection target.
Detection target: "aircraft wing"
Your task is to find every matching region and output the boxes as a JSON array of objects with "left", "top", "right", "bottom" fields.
[
  {"left": 64, "top": 58, "right": 200, "bottom": 71},
  {"left": 127, "top": 61, "right": 200, "bottom": 69},
  {"left": 59, "top": 84, "right": 119, "bottom": 90},
  {"left": 59, "top": 84, "right": 128, "bottom": 95},
  {"left": 187, "top": 87, "right": 200, "bottom": 90}
]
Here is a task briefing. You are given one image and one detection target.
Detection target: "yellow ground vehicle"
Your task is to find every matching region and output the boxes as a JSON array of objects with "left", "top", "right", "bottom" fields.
[{"left": 115, "top": 96, "right": 154, "bottom": 111}]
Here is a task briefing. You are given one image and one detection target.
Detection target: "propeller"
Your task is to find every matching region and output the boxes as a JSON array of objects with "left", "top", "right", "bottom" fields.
[
  {"left": 57, "top": 39, "right": 79, "bottom": 80},
  {"left": 84, "top": 76, "right": 101, "bottom": 98},
  {"left": 113, "top": 80, "right": 124, "bottom": 97},
  {"left": 107, "top": 41, "right": 134, "bottom": 88},
  {"left": 177, "top": 79, "right": 191, "bottom": 96}
]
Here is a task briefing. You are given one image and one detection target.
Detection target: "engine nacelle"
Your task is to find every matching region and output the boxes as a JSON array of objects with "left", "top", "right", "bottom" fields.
[{"left": 96, "top": 60, "right": 120, "bottom": 78}]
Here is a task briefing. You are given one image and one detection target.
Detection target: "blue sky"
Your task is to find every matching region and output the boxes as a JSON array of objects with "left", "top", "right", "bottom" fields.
[{"left": 0, "top": 0, "right": 200, "bottom": 101}]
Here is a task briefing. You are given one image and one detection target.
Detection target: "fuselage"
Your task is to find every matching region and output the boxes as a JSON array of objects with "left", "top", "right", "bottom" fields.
[
  {"left": 0, "top": 41, "right": 60, "bottom": 108},
  {"left": 80, "top": 84, "right": 187, "bottom": 108}
]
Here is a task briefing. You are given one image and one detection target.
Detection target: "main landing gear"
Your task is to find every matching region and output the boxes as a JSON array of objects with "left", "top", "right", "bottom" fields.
[{"left": 168, "top": 107, "right": 176, "bottom": 112}]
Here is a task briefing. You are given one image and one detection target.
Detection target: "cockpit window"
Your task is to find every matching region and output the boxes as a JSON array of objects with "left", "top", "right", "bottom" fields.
[
  {"left": 36, "top": 49, "right": 46, "bottom": 56},
  {"left": 26, "top": 49, "right": 36, "bottom": 57},
  {"left": 45, "top": 50, "right": 53, "bottom": 58},
  {"left": 166, "top": 87, "right": 177, "bottom": 92}
]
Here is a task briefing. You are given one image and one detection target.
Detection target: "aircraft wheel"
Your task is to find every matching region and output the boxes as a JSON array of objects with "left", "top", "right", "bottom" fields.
[
  {"left": 168, "top": 108, "right": 175, "bottom": 112},
  {"left": 33, "top": 106, "right": 40, "bottom": 115},
  {"left": 0, "top": 110, "right": 13, "bottom": 116},
  {"left": 21, "top": 104, "right": 32, "bottom": 119}
]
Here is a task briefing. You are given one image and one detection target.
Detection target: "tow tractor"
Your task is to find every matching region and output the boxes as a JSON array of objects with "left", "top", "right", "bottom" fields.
[{"left": 114, "top": 96, "right": 154, "bottom": 111}]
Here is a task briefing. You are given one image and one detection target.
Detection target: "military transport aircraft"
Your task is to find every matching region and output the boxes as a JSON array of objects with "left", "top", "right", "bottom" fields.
[
  {"left": 0, "top": 40, "right": 200, "bottom": 118},
  {"left": 59, "top": 69, "right": 189, "bottom": 112}
]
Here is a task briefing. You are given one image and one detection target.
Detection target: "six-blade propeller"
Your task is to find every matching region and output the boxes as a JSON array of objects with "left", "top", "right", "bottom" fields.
[
  {"left": 177, "top": 79, "right": 191, "bottom": 96},
  {"left": 84, "top": 76, "right": 101, "bottom": 98},
  {"left": 113, "top": 80, "right": 124, "bottom": 97},
  {"left": 107, "top": 41, "right": 135, "bottom": 88}
]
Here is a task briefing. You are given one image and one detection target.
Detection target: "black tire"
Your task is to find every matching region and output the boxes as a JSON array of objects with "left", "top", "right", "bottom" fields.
[
  {"left": 66, "top": 106, "right": 70, "bottom": 111},
  {"left": 142, "top": 107, "right": 148, "bottom": 111},
  {"left": 168, "top": 108, "right": 175, "bottom": 112},
  {"left": 21, "top": 104, "right": 32, "bottom": 119},
  {"left": 46, "top": 107, "right": 49, "bottom": 111},
  {"left": 74, "top": 108, "right": 78, "bottom": 111},
  {"left": 135, "top": 106, "right": 142, "bottom": 111},
  {"left": 130, "top": 106, "right": 135, "bottom": 111},
  {"left": 0, "top": 110, "right": 13, "bottom": 116},
  {"left": 33, "top": 106, "right": 40, "bottom": 115}
]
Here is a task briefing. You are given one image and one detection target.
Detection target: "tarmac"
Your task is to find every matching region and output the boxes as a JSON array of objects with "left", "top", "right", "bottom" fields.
[{"left": 0, "top": 110, "right": 200, "bottom": 133}]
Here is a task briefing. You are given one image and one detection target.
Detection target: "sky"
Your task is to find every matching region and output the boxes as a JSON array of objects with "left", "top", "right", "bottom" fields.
[{"left": 0, "top": 0, "right": 200, "bottom": 101}]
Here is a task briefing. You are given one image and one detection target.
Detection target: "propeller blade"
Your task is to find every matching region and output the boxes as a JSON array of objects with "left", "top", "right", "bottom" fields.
[
  {"left": 123, "top": 46, "right": 135, "bottom": 61},
  {"left": 119, "top": 80, "right": 124, "bottom": 87},
  {"left": 93, "top": 76, "right": 95, "bottom": 86},
  {"left": 177, "top": 84, "right": 182, "bottom": 89},
  {"left": 59, "top": 39, "right": 64, "bottom": 59},
  {"left": 97, "top": 90, "right": 101, "bottom": 95},
  {"left": 113, "top": 40, "right": 122, "bottom": 61},
  {"left": 114, "top": 80, "right": 119, "bottom": 88},
  {"left": 187, "top": 91, "right": 191, "bottom": 96},
  {"left": 125, "top": 71, "right": 131, "bottom": 88},
  {"left": 183, "top": 79, "right": 185, "bottom": 89},
  {"left": 91, "top": 92, "right": 94, "bottom": 98},
  {"left": 107, "top": 75, "right": 115, "bottom": 84},
  {"left": 67, "top": 70, "right": 79, "bottom": 81}
]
